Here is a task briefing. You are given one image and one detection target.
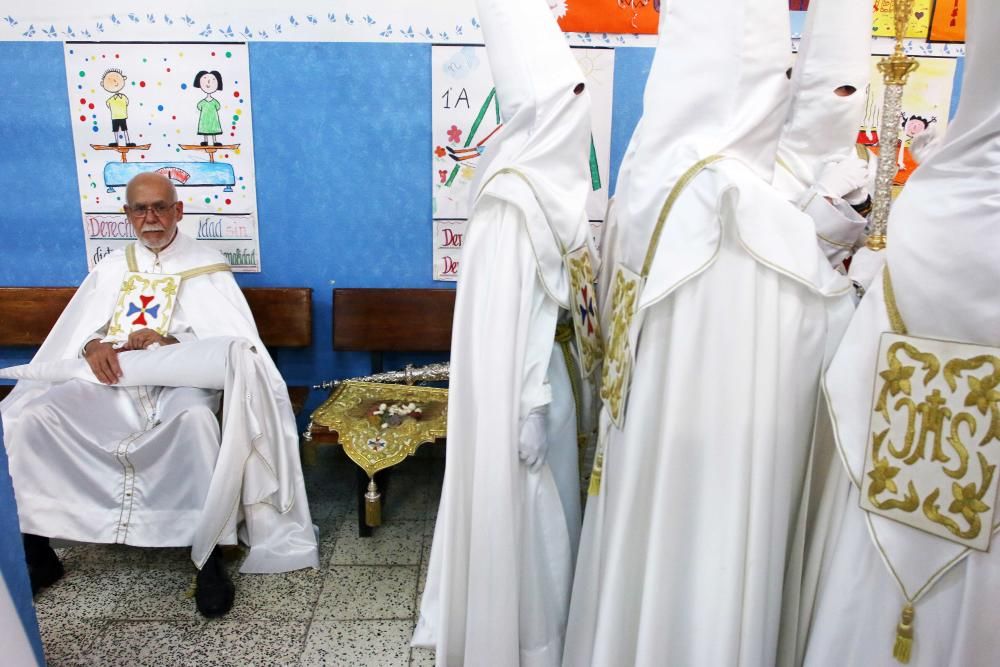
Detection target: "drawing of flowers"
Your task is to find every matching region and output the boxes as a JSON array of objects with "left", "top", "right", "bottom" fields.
[
  {"left": 438, "top": 169, "right": 448, "bottom": 184},
  {"left": 434, "top": 146, "right": 446, "bottom": 158},
  {"left": 447, "top": 125, "right": 462, "bottom": 144}
]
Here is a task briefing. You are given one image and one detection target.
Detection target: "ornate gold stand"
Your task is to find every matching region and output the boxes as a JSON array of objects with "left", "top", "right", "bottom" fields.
[{"left": 306, "top": 381, "right": 448, "bottom": 527}]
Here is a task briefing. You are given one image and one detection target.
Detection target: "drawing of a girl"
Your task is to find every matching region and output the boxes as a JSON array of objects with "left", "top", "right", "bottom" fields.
[{"left": 193, "top": 70, "right": 224, "bottom": 146}]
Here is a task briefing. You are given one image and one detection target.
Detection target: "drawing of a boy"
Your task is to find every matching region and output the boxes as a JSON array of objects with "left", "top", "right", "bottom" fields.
[{"left": 102, "top": 68, "right": 134, "bottom": 147}]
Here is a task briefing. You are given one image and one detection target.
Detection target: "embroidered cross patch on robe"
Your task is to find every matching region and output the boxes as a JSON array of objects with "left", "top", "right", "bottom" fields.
[
  {"left": 106, "top": 272, "right": 181, "bottom": 342},
  {"left": 566, "top": 245, "right": 603, "bottom": 377}
]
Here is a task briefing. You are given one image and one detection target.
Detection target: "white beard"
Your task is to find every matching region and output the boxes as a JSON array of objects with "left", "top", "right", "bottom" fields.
[{"left": 548, "top": 1, "right": 568, "bottom": 19}]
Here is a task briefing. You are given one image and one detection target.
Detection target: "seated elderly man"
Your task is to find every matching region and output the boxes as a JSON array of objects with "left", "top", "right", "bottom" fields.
[{"left": 0, "top": 173, "right": 318, "bottom": 618}]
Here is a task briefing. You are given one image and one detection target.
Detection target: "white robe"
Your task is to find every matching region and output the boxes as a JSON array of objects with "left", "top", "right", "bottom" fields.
[
  {"left": 565, "top": 163, "right": 852, "bottom": 666},
  {"left": 796, "top": 276, "right": 1000, "bottom": 667},
  {"left": 1, "top": 234, "right": 318, "bottom": 573},
  {"left": 413, "top": 194, "right": 581, "bottom": 666}
]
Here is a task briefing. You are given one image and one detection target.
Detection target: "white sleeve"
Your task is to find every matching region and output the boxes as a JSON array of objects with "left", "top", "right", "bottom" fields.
[
  {"left": 79, "top": 321, "right": 110, "bottom": 358},
  {"left": 799, "top": 189, "right": 867, "bottom": 266}
]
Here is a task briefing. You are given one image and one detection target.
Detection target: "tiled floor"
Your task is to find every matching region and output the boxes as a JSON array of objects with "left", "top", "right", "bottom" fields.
[{"left": 33, "top": 447, "right": 443, "bottom": 667}]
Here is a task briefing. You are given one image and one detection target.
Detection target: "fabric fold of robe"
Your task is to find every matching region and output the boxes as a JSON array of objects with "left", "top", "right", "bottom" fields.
[{"left": 0, "top": 337, "right": 316, "bottom": 573}]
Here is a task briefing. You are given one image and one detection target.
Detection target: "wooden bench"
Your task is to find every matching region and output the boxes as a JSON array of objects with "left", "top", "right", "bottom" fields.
[
  {"left": 0, "top": 286, "right": 313, "bottom": 414},
  {"left": 310, "top": 287, "right": 456, "bottom": 536}
]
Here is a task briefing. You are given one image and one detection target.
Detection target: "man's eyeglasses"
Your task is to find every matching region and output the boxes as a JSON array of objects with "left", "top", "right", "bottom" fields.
[{"left": 127, "top": 202, "right": 176, "bottom": 218}]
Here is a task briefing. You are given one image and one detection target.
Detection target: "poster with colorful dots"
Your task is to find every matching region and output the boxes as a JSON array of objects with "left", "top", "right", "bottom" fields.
[
  {"left": 431, "top": 45, "right": 613, "bottom": 282},
  {"left": 63, "top": 42, "right": 261, "bottom": 272}
]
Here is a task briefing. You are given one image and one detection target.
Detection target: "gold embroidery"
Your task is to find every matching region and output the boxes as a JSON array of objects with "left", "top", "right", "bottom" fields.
[
  {"left": 922, "top": 453, "right": 995, "bottom": 540},
  {"left": 944, "top": 355, "right": 1000, "bottom": 447},
  {"left": 599, "top": 266, "right": 640, "bottom": 427},
  {"left": 861, "top": 332, "right": 1000, "bottom": 550},
  {"left": 867, "top": 428, "right": 920, "bottom": 512}
]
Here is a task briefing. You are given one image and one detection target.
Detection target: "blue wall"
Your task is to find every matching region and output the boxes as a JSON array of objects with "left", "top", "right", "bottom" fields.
[
  {"left": 0, "top": 424, "right": 44, "bottom": 665},
  {"left": 0, "top": 42, "right": 651, "bottom": 417}
]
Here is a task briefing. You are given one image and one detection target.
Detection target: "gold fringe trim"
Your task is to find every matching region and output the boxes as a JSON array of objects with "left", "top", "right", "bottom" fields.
[{"left": 893, "top": 603, "right": 915, "bottom": 663}]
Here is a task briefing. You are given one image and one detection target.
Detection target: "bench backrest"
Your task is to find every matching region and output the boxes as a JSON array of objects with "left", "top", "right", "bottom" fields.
[
  {"left": 332, "top": 288, "right": 455, "bottom": 352},
  {"left": 0, "top": 286, "right": 312, "bottom": 348}
]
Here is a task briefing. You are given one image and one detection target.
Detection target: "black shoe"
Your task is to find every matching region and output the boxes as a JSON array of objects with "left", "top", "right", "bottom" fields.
[
  {"left": 213, "top": 142, "right": 223, "bottom": 146},
  {"left": 109, "top": 142, "right": 119, "bottom": 147},
  {"left": 195, "top": 546, "right": 234, "bottom": 618},
  {"left": 126, "top": 142, "right": 136, "bottom": 147},
  {"left": 200, "top": 141, "right": 209, "bottom": 146},
  {"left": 22, "top": 534, "right": 64, "bottom": 595}
]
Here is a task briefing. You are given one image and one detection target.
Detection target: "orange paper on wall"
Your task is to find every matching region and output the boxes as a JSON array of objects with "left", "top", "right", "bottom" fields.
[
  {"left": 555, "top": 0, "right": 660, "bottom": 35},
  {"left": 928, "top": 0, "right": 966, "bottom": 42}
]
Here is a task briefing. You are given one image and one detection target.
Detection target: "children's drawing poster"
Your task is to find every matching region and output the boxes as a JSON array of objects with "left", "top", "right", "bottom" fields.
[
  {"left": 928, "top": 0, "right": 966, "bottom": 42},
  {"left": 858, "top": 55, "right": 956, "bottom": 187},
  {"left": 872, "top": 0, "right": 932, "bottom": 39},
  {"left": 554, "top": 1, "right": 660, "bottom": 35},
  {"left": 64, "top": 42, "right": 261, "bottom": 272},
  {"left": 431, "top": 45, "right": 613, "bottom": 282}
]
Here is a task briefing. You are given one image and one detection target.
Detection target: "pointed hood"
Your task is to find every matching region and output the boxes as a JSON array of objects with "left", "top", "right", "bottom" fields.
[
  {"left": 775, "top": 0, "right": 872, "bottom": 192},
  {"left": 614, "top": 0, "right": 793, "bottom": 278},
  {"left": 472, "top": 0, "right": 594, "bottom": 303},
  {"left": 887, "top": 0, "right": 1000, "bottom": 343}
]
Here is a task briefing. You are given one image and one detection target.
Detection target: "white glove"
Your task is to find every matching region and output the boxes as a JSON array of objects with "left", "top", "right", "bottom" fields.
[
  {"left": 518, "top": 407, "right": 549, "bottom": 472},
  {"left": 848, "top": 246, "right": 886, "bottom": 295},
  {"left": 814, "top": 156, "right": 871, "bottom": 205},
  {"left": 910, "top": 126, "right": 942, "bottom": 164}
]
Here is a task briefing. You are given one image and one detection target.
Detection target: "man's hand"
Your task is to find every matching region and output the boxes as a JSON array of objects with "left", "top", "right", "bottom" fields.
[
  {"left": 815, "top": 156, "right": 871, "bottom": 204},
  {"left": 83, "top": 341, "right": 122, "bottom": 385},
  {"left": 124, "top": 328, "right": 177, "bottom": 351},
  {"left": 518, "top": 407, "right": 549, "bottom": 472}
]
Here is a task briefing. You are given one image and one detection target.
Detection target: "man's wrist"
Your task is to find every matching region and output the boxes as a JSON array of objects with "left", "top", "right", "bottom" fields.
[{"left": 850, "top": 195, "right": 873, "bottom": 217}]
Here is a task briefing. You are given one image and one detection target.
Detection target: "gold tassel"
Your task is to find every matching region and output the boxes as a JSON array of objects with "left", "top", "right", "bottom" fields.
[
  {"left": 893, "top": 603, "right": 915, "bottom": 664},
  {"left": 364, "top": 478, "right": 382, "bottom": 527}
]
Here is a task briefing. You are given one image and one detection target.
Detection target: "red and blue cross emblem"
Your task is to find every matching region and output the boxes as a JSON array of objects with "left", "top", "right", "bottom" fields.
[{"left": 127, "top": 294, "right": 161, "bottom": 327}]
